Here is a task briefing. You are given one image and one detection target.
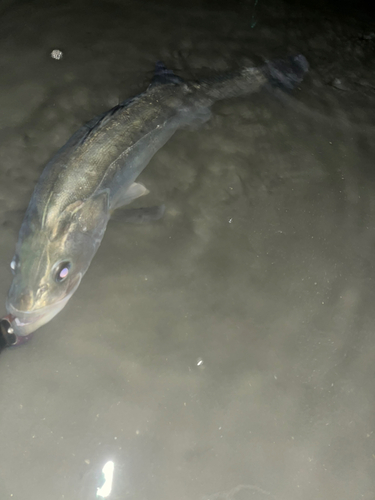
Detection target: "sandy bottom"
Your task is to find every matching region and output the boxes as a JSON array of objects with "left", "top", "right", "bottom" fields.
[{"left": 0, "top": 0, "right": 374, "bottom": 499}]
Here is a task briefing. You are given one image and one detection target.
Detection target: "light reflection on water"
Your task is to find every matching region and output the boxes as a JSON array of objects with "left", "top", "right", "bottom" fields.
[{"left": 96, "top": 461, "right": 115, "bottom": 499}]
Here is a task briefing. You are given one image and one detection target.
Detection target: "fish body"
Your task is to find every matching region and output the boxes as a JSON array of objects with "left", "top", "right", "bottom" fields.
[{"left": 4, "top": 55, "right": 308, "bottom": 338}]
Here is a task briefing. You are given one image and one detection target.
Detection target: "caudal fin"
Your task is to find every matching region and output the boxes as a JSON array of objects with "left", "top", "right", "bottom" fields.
[
  {"left": 194, "top": 54, "right": 308, "bottom": 105},
  {"left": 264, "top": 54, "right": 309, "bottom": 91},
  {"left": 148, "top": 61, "right": 185, "bottom": 88}
]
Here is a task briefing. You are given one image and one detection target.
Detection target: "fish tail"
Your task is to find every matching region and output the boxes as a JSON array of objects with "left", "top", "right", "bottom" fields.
[
  {"left": 195, "top": 54, "right": 308, "bottom": 103},
  {"left": 263, "top": 54, "right": 309, "bottom": 91},
  {"left": 149, "top": 61, "right": 185, "bottom": 88}
]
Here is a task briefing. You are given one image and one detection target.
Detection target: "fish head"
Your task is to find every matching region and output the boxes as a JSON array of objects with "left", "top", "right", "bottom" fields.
[{"left": 6, "top": 192, "right": 109, "bottom": 336}]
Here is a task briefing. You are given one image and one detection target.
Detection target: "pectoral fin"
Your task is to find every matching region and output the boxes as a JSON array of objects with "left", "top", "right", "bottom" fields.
[
  {"left": 111, "top": 182, "right": 149, "bottom": 210},
  {"left": 112, "top": 205, "right": 166, "bottom": 224},
  {"left": 76, "top": 191, "right": 109, "bottom": 233}
]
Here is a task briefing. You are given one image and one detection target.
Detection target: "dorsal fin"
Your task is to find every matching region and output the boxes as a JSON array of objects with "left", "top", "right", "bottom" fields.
[
  {"left": 50, "top": 96, "right": 142, "bottom": 155},
  {"left": 148, "top": 61, "right": 184, "bottom": 88},
  {"left": 78, "top": 96, "right": 141, "bottom": 145},
  {"left": 50, "top": 62, "right": 183, "bottom": 153}
]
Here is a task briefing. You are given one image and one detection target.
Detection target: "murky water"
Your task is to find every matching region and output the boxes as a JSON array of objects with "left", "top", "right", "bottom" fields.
[{"left": 0, "top": 1, "right": 374, "bottom": 499}]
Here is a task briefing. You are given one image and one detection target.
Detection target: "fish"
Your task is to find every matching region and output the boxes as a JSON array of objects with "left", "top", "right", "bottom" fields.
[{"left": 0, "top": 55, "right": 308, "bottom": 345}]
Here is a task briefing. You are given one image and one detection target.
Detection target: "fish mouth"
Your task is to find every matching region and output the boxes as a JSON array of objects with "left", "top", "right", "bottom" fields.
[
  {"left": 11, "top": 312, "right": 43, "bottom": 328},
  {"left": 6, "top": 274, "right": 82, "bottom": 336}
]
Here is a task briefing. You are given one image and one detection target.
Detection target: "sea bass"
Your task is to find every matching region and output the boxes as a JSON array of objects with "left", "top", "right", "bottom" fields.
[{"left": 0, "top": 55, "right": 308, "bottom": 345}]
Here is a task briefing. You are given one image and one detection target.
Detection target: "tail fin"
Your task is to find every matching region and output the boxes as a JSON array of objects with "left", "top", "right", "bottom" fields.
[
  {"left": 194, "top": 55, "right": 308, "bottom": 105},
  {"left": 264, "top": 54, "right": 309, "bottom": 91},
  {"left": 148, "top": 61, "right": 184, "bottom": 88}
]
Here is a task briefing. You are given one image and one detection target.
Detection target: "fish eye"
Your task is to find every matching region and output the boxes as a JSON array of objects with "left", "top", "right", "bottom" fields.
[
  {"left": 54, "top": 261, "right": 71, "bottom": 283},
  {"left": 10, "top": 255, "right": 19, "bottom": 275}
]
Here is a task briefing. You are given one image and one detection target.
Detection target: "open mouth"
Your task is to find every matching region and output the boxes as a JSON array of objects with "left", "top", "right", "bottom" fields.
[
  {"left": 6, "top": 273, "right": 82, "bottom": 336},
  {"left": 13, "top": 313, "right": 43, "bottom": 327},
  {"left": 0, "top": 315, "right": 34, "bottom": 347},
  {"left": 6, "top": 300, "right": 66, "bottom": 336},
  {"left": 5, "top": 304, "right": 57, "bottom": 336}
]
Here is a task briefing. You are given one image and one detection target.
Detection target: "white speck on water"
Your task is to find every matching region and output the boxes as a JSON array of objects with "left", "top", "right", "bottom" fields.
[
  {"left": 228, "top": 217, "right": 232, "bottom": 223},
  {"left": 51, "top": 49, "right": 63, "bottom": 60},
  {"left": 197, "top": 358, "right": 203, "bottom": 366}
]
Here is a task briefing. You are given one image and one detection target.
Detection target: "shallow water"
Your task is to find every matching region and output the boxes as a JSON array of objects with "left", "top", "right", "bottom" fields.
[{"left": 0, "top": 0, "right": 374, "bottom": 499}]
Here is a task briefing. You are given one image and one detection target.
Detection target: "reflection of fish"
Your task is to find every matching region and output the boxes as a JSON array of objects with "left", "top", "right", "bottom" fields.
[{"left": 1, "top": 55, "right": 308, "bottom": 343}]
